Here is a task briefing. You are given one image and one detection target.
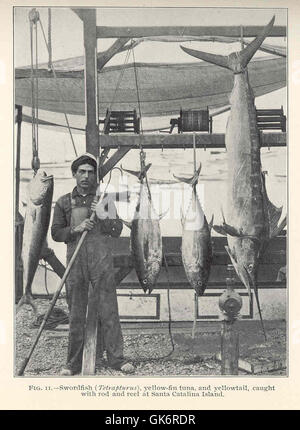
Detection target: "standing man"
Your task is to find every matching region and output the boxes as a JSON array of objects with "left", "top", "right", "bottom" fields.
[{"left": 51, "top": 153, "right": 134, "bottom": 375}]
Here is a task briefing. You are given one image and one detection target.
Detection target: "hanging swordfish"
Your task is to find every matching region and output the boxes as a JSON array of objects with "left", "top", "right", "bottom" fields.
[
  {"left": 122, "top": 159, "right": 163, "bottom": 294},
  {"left": 17, "top": 171, "right": 54, "bottom": 315},
  {"left": 180, "top": 16, "right": 286, "bottom": 339},
  {"left": 174, "top": 164, "right": 213, "bottom": 296}
]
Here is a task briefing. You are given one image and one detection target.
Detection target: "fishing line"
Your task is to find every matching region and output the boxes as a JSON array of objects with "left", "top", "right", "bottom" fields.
[
  {"left": 192, "top": 133, "right": 198, "bottom": 338},
  {"left": 133, "top": 253, "right": 175, "bottom": 365}
]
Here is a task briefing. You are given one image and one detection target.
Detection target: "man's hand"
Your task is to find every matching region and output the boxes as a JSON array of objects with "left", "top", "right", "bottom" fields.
[
  {"left": 73, "top": 218, "right": 95, "bottom": 233},
  {"left": 90, "top": 196, "right": 99, "bottom": 213}
]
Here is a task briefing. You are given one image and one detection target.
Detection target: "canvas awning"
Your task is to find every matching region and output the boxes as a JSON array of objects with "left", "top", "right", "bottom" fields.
[{"left": 15, "top": 55, "right": 286, "bottom": 121}]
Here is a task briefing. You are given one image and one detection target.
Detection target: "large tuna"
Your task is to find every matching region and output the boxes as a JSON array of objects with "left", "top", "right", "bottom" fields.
[
  {"left": 122, "top": 159, "right": 162, "bottom": 293},
  {"left": 17, "top": 171, "right": 54, "bottom": 314},
  {"left": 174, "top": 164, "right": 213, "bottom": 296},
  {"left": 180, "top": 16, "right": 286, "bottom": 339}
]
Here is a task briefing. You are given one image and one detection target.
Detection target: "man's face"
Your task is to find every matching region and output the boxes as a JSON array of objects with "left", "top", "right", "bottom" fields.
[{"left": 73, "top": 163, "right": 96, "bottom": 191}]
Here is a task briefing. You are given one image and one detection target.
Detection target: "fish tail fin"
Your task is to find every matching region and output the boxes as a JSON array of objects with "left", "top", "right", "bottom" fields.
[
  {"left": 181, "top": 16, "right": 275, "bottom": 70},
  {"left": 173, "top": 163, "right": 202, "bottom": 186},
  {"left": 121, "top": 163, "right": 151, "bottom": 180},
  {"left": 16, "top": 293, "right": 38, "bottom": 316},
  {"left": 239, "top": 16, "right": 275, "bottom": 68},
  {"left": 180, "top": 45, "right": 230, "bottom": 69}
]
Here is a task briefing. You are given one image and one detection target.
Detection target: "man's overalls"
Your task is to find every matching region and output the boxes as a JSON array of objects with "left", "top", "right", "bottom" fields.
[{"left": 65, "top": 194, "right": 125, "bottom": 373}]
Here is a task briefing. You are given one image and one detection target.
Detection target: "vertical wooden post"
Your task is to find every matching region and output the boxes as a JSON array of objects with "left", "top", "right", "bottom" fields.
[
  {"left": 15, "top": 105, "right": 22, "bottom": 218},
  {"left": 219, "top": 265, "right": 242, "bottom": 375},
  {"left": 220, "top": 321, "right": 239, "bottom": 375},
  {"left": 15, "top": 105, "right": 24, "bottom": 303},
  {"left": 83, "top": 9, "right": 99, "bottom": 157},
  {"left": 82, "top": 9, "right": 100, "bottom": 375},
  {"left": 82, "top": 283, "right": 99, "bottom": 375}
]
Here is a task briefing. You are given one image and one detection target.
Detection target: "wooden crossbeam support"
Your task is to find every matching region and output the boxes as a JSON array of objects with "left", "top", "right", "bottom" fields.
[
  {"left": 114, "top": 267, "right": 133, "bottom": 286},
  {"left": 112, "top": 250, "right": 286, "bottom": 268},
  {"left": 71, "top": 8, "right": 86, "bottom": 21},
  {"left": 97, "top": 38, "right": 130, "bottom": 71},
  {"left": 96, "top": 25, "right": 286, "bottom": 39},
  {"left": 118, "top": 281, "right": 286, "bottom": 290},
  {"left": 99, "top": 132, "right": 286, "bottom": 149},
  {"left": 99, "top": 147, "right": 131, "bottom": 180}
]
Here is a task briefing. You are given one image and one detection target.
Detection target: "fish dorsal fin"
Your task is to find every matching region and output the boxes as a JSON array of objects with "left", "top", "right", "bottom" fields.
[
  {"left": 213, "top": 224, "right": 227, "bottom": 236},
  {"left": 261, "top": 172, "right": 283, "bottom": 238},
  {"left": 271, "top": 216, "right": 287, "bottom": 239}
]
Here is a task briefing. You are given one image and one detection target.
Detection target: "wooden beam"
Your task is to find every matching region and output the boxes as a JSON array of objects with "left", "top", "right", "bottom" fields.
[
  {"left": 15, "top": 105, "right": 23, "bottom": 304},
  {"left": 99, "top": 147, "right": 131, "bottom": 180},
  {"left": 71, "top": 8, "right": 87, "bottom": 21},
  {"left": 114, "top": 267, "right": 133, "bottom": 286},
  {"left": 97, "top": 38, "right": 130, "bottom": 71},
  {"left": 99, "top": 132, "right": 286, "bottom": 149},
  {"left": 15, "top": 105, "right": 22, "bottom": 217},
  {"left": 117, "top": 281, "right": 286, "bottom": 290},
  {"left": 96, "top": 25, "right": 286, "bottom": 39},
  {"left": 112, "top": 250, "right": 286, "bottom": 268},
  {"left": 81, "top": 283, "right": 99, "bottom": 375},
  {"left": 83, "top": 9, "right": 99, "bottom": 157}
]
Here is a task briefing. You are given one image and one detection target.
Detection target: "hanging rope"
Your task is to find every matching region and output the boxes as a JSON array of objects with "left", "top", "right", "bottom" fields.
[
  {"left": 29, "top": 9, "right": 40, "bottom": 174},
  {"left": 130, "top": 41, "right": 155, "bottom": 203},
  {"left": 47, "top": 8, "right": 52, "bottom": 71},
  {"left": 35, "top": 21, "right": 39, "bottom": 157},
  {"left": 38, "top": 17, "right": 78, "bottom": 157},
  {"left": 107, "top": 46, "right": 131, "bottom": 113},
  {"left": 131, "top": 44, "right": 144, "bottom": 136}
]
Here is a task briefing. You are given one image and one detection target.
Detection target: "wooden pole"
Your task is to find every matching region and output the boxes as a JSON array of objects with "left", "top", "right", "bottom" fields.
[
  {"left": 81, "top": 8, "right": 101, "bottom": 376},
  {"left": 81, "top": 283, "right": 100, "bottom": 375},
  {"left": 83, "top": 9, "right": 99, "bottom": 157},
  {"left": 15, "top": 105, "right": 24, "bottom": 304},
  {"left": 17, "top": 213, "right": 97, "bottom": 376},
  {"left": 15, "top": 105, "right": 22, "bottom": 218}
]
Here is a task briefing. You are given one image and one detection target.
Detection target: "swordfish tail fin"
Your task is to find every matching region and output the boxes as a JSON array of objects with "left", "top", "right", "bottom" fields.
[
  {"left": 121, "top": 163, "right": 151, "bottom": 181},
  {"left": 180, "top": 16, "right": 275, "bottom": 71},
  {"left": 173, "top": 163, "right": 202, "bottom": 186}
]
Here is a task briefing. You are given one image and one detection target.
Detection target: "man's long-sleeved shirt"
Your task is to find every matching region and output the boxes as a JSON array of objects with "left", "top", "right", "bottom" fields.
[{"left": 51, "top": 186, "right": 122, "bottom": 243}]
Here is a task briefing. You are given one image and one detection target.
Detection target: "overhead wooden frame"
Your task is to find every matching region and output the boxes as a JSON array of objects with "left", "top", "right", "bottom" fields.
[{"left": 95, "top": 25, "right": 286, "bottom": 39}]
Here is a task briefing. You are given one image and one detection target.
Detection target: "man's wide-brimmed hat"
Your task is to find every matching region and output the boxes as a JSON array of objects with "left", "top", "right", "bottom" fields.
[{"left": 71, "top": 152, "right": 97, "bottom": 174}]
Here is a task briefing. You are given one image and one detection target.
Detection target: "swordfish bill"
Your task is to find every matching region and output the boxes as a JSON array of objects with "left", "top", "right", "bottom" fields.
[{"left": 181, "top": 16, "right": 286, "bottom": 340}]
